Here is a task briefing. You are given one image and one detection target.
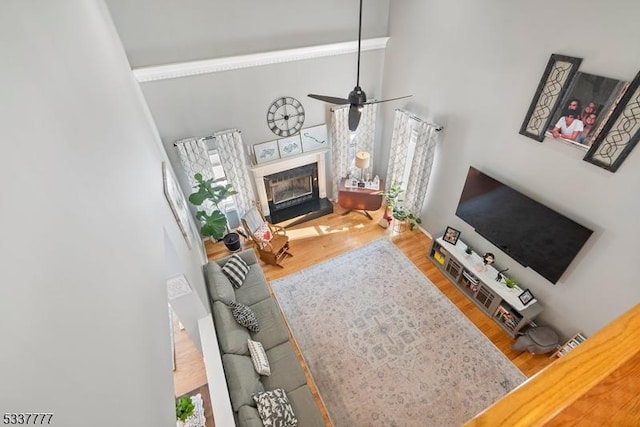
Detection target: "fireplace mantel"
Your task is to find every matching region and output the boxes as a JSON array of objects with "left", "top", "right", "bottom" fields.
[{"left": 251, "top": 150, "right": 329, "bottom": 216}]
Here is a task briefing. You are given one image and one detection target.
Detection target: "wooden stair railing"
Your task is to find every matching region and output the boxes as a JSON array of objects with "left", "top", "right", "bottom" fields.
[{"left": 465, "top": 304, "right": 640, "bottom": 426}]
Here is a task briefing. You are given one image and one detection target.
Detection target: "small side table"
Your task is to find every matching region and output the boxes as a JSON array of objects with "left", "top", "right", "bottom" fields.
[{"left": 338, "top": 178, "right": 384, "bottom": 220}]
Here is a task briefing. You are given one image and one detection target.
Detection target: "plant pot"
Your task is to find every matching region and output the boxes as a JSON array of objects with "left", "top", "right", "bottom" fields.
[
  {"left": 223, "top": 232, "right": 241, "bottom": 252},
  {"left": 393, "top": 218, "right": 407, "bottom": 233}
]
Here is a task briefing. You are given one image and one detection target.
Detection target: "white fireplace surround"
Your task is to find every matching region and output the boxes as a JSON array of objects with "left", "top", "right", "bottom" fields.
[{"left": 250, "top": 150, "right": 329, "bottom": 216}]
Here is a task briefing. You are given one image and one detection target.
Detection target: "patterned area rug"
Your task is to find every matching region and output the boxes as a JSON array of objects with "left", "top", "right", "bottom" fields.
[{"left": 271, "top": 238, "right": 525, "bottom": 426}]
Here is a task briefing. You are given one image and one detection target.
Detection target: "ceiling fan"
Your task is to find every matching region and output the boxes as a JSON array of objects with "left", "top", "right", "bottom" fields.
[{"left": 308, "top": 0, "right": 411, "bottom": 132}]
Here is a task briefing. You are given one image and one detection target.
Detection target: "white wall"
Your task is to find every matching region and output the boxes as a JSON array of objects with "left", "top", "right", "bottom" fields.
[
  {"left": 105, "top": 0, "right": 391, "bottom": 204},
  {"left": 0, "top": 2, "right": 204, "bottom": 425},
  {"left": 382, "top": 0, "right": 640, "bottom": 338}
]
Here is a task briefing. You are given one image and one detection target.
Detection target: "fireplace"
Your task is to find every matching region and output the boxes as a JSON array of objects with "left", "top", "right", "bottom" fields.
[
  {"left": 251, "top": 150, "right": 333, "bottom": 224},
  {"left": 265, "top": 163, "right": 319, "bottom": 213}
]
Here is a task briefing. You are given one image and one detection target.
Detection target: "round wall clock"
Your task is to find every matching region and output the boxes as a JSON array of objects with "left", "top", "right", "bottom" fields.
[{"left": 266, "top": 96, "right": 305, "bottom": 137}]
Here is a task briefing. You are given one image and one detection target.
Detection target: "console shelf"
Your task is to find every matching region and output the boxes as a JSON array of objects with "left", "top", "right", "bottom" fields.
[{"left": 428, "top": 237, "right": 543, "bottom": 337}]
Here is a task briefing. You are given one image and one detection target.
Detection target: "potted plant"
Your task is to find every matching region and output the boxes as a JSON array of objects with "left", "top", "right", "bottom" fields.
[
  {"left": 465, "top": 245, "right": 473, "bottom": 256},
  {"left": 379, "top": 183, "right": 422, "bottom": 232},
  {"left": 188, "top": 173, "right": 241, "bottom": 251},
  {"left": 503, "top": 276, "right": 518, "bottom": 289},
  {"left": 175, "top": 396, "right": 194, "bottom": 423}
]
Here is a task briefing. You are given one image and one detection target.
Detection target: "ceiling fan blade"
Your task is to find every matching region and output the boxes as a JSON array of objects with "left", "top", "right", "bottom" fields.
[
  {"left": 308, "top": 94, "right": 350, "bottom": 105},
  {"left": 348, "top": 105, "right": 362, "bottom": 132},
  {"left": 365, "top": 95, "right": 413, "bottom": 105}
]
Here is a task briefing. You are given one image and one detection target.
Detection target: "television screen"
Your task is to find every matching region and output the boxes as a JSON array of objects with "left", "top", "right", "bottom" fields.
[{"left": 455, "top": 166, "right": 593, "bottom": 284}]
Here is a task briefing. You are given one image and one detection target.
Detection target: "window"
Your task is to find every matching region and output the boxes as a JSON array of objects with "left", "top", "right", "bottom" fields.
[{"left": 208, "top": 149, "right": 236, "bottom": 214}]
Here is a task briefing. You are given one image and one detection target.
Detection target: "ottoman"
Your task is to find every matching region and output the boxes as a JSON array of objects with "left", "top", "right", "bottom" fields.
[{"left": 512, "top": 326, "right": 559, "bottom": 354}]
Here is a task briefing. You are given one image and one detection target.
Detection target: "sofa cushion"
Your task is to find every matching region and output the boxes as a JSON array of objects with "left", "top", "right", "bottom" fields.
[
  {"left": 212, "top": 301, "right": 250, "bottom": 355},
  {"left": 237, "top": 405, "right": 264, "bottom": 427},
  {"left": 228, "top": 301, "right": 260, "bottom": 333},
  {"left": 287, "top": 386, "right": 325, "bottom": 427},
  {"left": 262, "top": 342, "right": 306, "bottom": 392},
  {"left": 235, "top": 265, "right": 272, "bottom": 306},
  {"left": 204, "top": 262, "right": 236, "bottom": 303},
  {"left": 252, "top": 388, "right": 298, "bottom": 427},
  {"left": 248, "top": 339, "right": 271, "bottom": 376},
  {"left": 222, "top": 354, "right": 264, "bottom": 411},
  {"left": 222, "top": 253, "right": 251, "bottom": 288},
  {"left": 249, "top": 299, "right": 290, "bottom": 350}
]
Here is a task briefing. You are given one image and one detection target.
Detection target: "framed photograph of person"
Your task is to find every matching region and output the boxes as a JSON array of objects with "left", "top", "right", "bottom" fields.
[
  {"left": 443, "top": 226, "right": 461, "bottom": 245},
  {"left": 545, "top": 72, "right": 628, "bottom": 149},
  {"left": 519, "top": 54, "right": 582, "bottom": 142},
  {"left": 584, "top": 70, "right": 640, "bottom": 172},
  {"left": 518, "top": 289, "right": 535, "bottom": 306}
]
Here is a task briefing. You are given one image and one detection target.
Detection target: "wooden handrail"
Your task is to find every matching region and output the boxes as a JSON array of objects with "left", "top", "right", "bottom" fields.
[{"left": 465, "top": 304, "right": 640, "bottom": 426}]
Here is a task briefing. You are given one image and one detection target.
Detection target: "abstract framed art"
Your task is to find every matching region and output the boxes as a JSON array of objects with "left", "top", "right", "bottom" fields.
[
  {"left": 301, "top": 124, "right": 328, "bottom": 152},
  {"left": 520, "top": 54, "right": 583, "bottom": 142},
  {"left": 254, "top": 140, "right": 280, "bottom": 164},
  {"left": 278, "top": 135, "right": 302, "bottom": 158},
  {"left": 162, "top": 161, "right": 194, "bottom": 249},
  {"left": 584, "top": 70, "right": 640, "bottom": 172}
]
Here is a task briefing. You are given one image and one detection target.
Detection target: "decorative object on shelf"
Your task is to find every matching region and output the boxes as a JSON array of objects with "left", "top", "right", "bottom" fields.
[
  {"left": 545, "top": 72, "right": 627, "bottom": 148},
  {"left": 584, "top": 70, "right": 640, "bottom": 172},
  {"left": 503, "top": 276, "right": 518, "bottom": 289},
  {"left": 464, "top": 245, "right": 473, "bottom": 255},
  {"left": 519, "top": 54, "right": 582, "bottom": 142},
  {"left": 175, "top": 396, "right": 195, "bottom": 423},
  {"left": 552, "top": 332, "right": 587, "bottom": 358},
  {"left": 495, "top": 267, "right": 510, "bottom": 282},
  {"left": 162, "top": 162, "right": 199, "bottom": 250},
  {"left": 188, "top": 173, "right": 238, "bottom": 247},
  {"left": 355, "top": 151, "right": 371, "bottom": 181},
  {"left": 300, "top": 124, "right": 328, "bottom": 153},
  {"left": 443, "top": 226, "right": 461, "bottom": 245},
  {"left": 253, "top": 140, "right": 280, "bottom": 164},
  {"left": 518, "top": 289, "right": 535, "bottom": 306},
  {"left": 307, "top": 0, "right": 411, "bottom": 132},
  {"left": 266, "top": 96, "right": 305, "bottom": 137},
  {"left": 475, "top": 252, "right": 495, "bottom": 273},
  {"left": 277, "top": 135, "right": 302, "bottom": 158}
]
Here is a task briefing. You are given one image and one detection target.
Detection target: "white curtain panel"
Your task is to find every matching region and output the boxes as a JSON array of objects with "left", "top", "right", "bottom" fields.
[
  {"left": 329, "top": 103, "right": 378, "bottom": 199},
  {"left": 213, "top": 129, "right": 256, "bottom": 216},
  {"left": 385, "top": 109, "right": 439, "bottom": 214},
  {"left": 175, "top": 136, "right": 215, "bottom": 187}
]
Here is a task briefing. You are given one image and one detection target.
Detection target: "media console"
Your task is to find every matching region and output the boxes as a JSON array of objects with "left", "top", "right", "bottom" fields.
[{"left": 428, "top": 236, "right": 543, "bottom": 337}]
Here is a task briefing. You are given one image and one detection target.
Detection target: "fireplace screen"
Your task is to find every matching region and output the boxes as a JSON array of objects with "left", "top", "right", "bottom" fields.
[{"left": 264, "top": 163, "right": 319, "bottom": 211}]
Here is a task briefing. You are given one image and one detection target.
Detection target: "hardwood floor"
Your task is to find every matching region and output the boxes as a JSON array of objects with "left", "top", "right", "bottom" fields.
[{"left": 181, "top": 203, "right": 555, "bottom": 423}]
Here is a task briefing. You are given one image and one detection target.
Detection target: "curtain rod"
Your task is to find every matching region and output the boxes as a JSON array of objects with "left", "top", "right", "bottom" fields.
[
  {"left": 173, "top": 128, "right": 241, "bottom": 146},
  {"left": 396, "top": 108, "right": 443, "bottom": 131}
]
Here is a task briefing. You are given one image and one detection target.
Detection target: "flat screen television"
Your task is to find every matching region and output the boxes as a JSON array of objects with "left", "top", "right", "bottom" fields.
[{"left": 455, "top": 166, "right": 593, "bottom": 284}]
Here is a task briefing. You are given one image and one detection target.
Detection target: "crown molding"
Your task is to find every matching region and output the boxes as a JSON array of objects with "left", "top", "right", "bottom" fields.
[{"left": 132, "top": 37, "right": 390, "bottom": 83}]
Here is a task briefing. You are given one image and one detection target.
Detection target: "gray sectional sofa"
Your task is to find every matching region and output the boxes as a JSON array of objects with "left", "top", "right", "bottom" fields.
[{"left": 204, "top": 249, "right": 326, "bottom": 427}]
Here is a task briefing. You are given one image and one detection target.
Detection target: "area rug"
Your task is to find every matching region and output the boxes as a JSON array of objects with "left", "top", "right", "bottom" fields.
[{"left": 271, "top": 238, "right": 526, "bottom": 426}]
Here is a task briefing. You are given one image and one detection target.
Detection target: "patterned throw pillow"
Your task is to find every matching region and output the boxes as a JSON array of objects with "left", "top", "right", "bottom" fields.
[
  {"left": 221, "top": 254, "right": 250, "bottom": 288},
  {"left": 227, "top": 301, "right": 260, "bottom": 333},
  {"left": 247, "top": 339, "right": 271, "bottom": 376},
  {"left": 252, "top": 389, "right": 298, "bottom": 427},
  {"left": 254, "top": 223, "right": 273, "bottom": 243}
]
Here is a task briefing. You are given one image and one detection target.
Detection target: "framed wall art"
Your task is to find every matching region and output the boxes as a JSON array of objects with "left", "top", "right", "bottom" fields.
[
  {"left": 520, "top": 54, "right": 583, "bottom": 142},
  {"left": 254, "top": 140, "right": 280, "bottom": 164},
  {"left": 162, "top": 161, "right": 194, "bottom": 249},
  {"left": 278, "top": 135, "right": 302, "bottom": 158},
  {"left": 443, "top": 226, "right": 460, "bottom": 245},
  {"left": 518, "top": 289, "right": 535, "bottom": 306},
  {"left": 584, "top": 70, "right": 640, "bottom": 172},
  {"left": 546, "top": 72, "right": 627, "bottom": 148},
  {"left": 301, "top": 124, "right": 328, "bottom": 152}
]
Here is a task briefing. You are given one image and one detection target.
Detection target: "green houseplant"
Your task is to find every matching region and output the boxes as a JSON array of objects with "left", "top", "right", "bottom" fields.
[
  {"left": 379, "top": 182, "right": 422, "bottom": 231},
  {"left": 175, "top": 396, "right": 195, "bottom": 422},
  {"left": 503, "top": 276, "right": 518, "bottom": 288},
  {"left": 188, "top": 173, "right": 238, "bottom": 242}
]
